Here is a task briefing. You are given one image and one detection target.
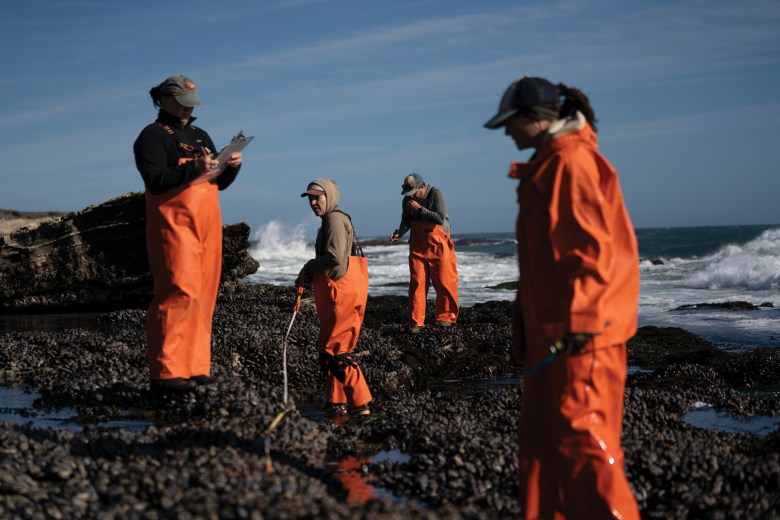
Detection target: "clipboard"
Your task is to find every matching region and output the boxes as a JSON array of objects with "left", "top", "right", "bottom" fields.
[
  {"left": 212, "top": 131, "right": 254, "bottom": 172},
  {"left": 198, "top": 131, "right": 254, "bottom": 179}
]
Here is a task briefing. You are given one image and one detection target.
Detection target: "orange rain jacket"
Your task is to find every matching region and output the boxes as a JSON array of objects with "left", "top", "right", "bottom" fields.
[
  {"left": 510, "top": 112, "right": 640, "bottom": 520},
  {"left": 300, "top": 179, "right": 372, "bottom": 408},
  {"left": 511, "top": 112, "right": 639, "bottom": 355},
  {"left": 134, "top": 111, "right": 240, "bottom": 381}
]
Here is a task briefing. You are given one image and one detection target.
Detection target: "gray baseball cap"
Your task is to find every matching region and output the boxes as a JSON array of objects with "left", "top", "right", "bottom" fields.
[
  {"left": 401, "top": 173, "right": 424, "bottom": 196},
  {"left": 159, "top": 75, "right": 202, "bottom": 107}
]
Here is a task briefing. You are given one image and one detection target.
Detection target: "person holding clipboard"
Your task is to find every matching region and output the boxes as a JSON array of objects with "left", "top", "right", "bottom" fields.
[{"left": 133, "top": 74, "right": 244, "bottom": 397}]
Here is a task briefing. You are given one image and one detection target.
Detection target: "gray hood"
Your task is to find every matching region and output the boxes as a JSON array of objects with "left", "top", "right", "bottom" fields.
[{"left": 310, "top": 177, "right": 340, "bottom": 215}]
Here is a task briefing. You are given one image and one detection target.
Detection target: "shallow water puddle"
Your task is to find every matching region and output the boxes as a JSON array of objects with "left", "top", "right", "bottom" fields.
[
  {"left": 322, "top": 449, "right": 411, "bottom": 506},
  {"left": 300, "top": 404, "right": 413, "bottom": 503},
  {"left": 0, "top": 386, "right": 151, "bottom": 432},
  {"left": 682, "top": 401, "right": 780, "bottom": 437}
]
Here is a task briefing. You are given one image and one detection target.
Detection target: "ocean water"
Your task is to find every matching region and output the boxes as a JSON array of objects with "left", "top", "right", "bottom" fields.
[{"left": 244, "top": 222, "right": 780, "bottom": 349}]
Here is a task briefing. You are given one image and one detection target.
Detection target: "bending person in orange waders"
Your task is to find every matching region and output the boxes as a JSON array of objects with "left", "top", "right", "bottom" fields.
[
  {"left": 296, "top": 178, "right": 372, "bottom": 417},
  {"left": 389, "top": 173, "right": 458, "bottom": 333},
  {"left": 484, "top": 76, "right": 641, "bottom": 519},
  {"left": 133, "top": 75, "right": 243, "bottom": 396}
]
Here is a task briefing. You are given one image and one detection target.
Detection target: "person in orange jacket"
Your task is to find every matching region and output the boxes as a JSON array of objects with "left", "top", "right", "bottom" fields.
[
  {"left": 133, "top": 75, "right": 243, "bottom": 396},
  {"left": 389, "top": 173, "right": 459, "bottom": 333},
  {"left": 297, "top": 178, "right": 372, "bottom": 417},
  {"left": 484, "top": 76, "right": 641, "bottom": 520}
]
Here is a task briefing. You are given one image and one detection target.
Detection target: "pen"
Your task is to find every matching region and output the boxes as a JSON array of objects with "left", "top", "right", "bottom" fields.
[{"left": 200, "top": 147, "right": 217, "bottom": 176}]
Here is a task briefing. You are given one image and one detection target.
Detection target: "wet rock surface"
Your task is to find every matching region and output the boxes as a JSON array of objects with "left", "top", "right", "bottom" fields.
[{"left": 1, "top": 283, "right": 778, "bottom": 518}]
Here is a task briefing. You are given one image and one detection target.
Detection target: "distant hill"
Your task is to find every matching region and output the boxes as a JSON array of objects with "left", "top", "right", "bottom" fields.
[{"left": 0, "top": 209, "right": 64, "bottom": 219}]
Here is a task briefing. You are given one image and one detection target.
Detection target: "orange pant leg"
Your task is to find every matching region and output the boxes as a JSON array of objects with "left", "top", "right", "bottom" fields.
[
  {"left": 426, "top": 232, "right": 458, "bottom": 324},
  {"left": 191, "top": 185, "right": 221, "bottom": 377},
  {"left": 145, "top": 183, "right": 221, "bottom": 380},
  {"left": 407, "top": 253, "right": 429, "bottom": 327},
  {"left": 313, "top": 257, "right": 372, "bottom": 407},
  {"left": 518, "top": 359, "right": 559, "bottom": 519},
  {"left": 519, "top": 342, "right": 639, "bottom": 520},
  {"left": 326, "top": 364, "right": 371, "bottom": 408}
]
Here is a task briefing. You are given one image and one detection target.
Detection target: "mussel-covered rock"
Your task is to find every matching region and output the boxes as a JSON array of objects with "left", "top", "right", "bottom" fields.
[{"left": 0, "top": 283, "right": 778, "bottom": 519}]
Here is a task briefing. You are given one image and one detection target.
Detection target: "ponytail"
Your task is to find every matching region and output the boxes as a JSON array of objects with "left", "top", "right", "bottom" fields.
[
  {"left": 556, "top": 83, "right": 598, "bottom": 132},
  {"left": 149, "top": 85, "right": 164, "bottom": 109}
]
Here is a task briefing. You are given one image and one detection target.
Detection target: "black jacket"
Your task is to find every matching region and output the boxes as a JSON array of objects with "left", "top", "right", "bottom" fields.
[{"left": 133, "top": 110, "right": 240, "bottom": 195}]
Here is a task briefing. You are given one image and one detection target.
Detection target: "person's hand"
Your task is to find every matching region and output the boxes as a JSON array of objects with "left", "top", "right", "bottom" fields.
[
  {"left": 406, "top": 199, "right": 422, "bottom": 212},
  {"left": 562, "top": 333, "right": 594, "bottom": 353},
  {"left": 195, "top": 152, "right": 219, "bottom": 174},
  {"left": 295, "top": 269, "right": 310, "bottom": 288},
  {"left": 389, "top": 230, "right": 400, "bottom": 244},
  {"left": 225, "top": 151, "right": 242, "bottom": 169}
]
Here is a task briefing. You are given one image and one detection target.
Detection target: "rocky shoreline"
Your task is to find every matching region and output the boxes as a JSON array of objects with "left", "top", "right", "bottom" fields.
[{"left": 1, "top": 283, "right": 779, "bottom": 519}]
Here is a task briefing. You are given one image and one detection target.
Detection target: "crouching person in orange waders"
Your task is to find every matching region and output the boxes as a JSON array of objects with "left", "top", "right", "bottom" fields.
[
  {"left": 389, "top": 173, "right": 459, "bottom": 333},
  {"left": 297, "top": 178, "right": 372, "bottom": 417},
  {"left": 133, "top": 75, "right": 243, "bottom": 397},
  {"left": 484, "top": 76, "right": 641, "bottom": 519}
]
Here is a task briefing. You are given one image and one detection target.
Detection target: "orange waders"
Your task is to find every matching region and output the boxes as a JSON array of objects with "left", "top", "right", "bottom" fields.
[
  {"left": 145, "top": 166, "right": 222, "bottom": 381},
  {"left": 408, "top": 220, "right": 458, "bottom": 327},
  {"left": 511, "top": 120, "right": 640, "bottom": 519},
  {"left": 313, "top": 255, "right": 372, "bottom": 407},
  {"left": 518, "top": 342, "right": 639, "bottom": 520}
]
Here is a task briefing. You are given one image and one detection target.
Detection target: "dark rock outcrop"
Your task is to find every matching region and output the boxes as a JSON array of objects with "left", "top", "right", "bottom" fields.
[
  {"left": 0, "top": 192, "right": 259, "bottom": 312},
  {"left": 672, "top": 301, "right": 762, "bottom": 311}
]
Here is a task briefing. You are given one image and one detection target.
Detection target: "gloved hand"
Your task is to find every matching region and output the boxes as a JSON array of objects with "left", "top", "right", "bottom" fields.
[
  {"left": 295, "top": 269, "right": 311, "bottom": 289},
  {"left": 562, "top": 333, "right": 594, "bottom": 353}
]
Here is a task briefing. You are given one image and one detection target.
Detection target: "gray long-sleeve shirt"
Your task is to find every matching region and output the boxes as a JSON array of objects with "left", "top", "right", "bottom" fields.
[{"left": 396, "top": 185, "right": 451, "bottom": 238}]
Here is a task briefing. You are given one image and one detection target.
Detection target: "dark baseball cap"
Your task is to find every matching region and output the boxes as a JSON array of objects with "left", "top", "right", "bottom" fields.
[
  {"left": 159, "top": 75, "right": 202, "bottom": 107},
  {"left": 401, "top": 173, "right": 424, "bottom": 196},
  {"left": 484, "top": 76, "right": 559, "bottom": 129}
]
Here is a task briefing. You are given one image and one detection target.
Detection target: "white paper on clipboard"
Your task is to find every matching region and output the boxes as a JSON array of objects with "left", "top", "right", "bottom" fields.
[{"left": 201, "top": 131, "right": 254, "bottom": 177}]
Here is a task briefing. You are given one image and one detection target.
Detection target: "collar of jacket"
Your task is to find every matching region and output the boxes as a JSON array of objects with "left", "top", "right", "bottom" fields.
[
  {"left": 508, "top": 111, "right": 596, "bottom": 180},
  {"left": 156, "top": 109, "right": 197, "bottom": 129}
]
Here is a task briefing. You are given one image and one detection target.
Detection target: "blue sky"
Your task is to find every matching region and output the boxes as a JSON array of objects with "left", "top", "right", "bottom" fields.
[{"left": 2, "top": 0, "right": 779, "bottom": 237}]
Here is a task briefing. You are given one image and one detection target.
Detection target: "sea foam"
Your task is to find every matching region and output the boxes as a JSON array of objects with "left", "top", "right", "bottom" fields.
[
  {"left": 685, "top": 228, "right": 780, "bottom": 290},
  {"left": 249, "top": 220, "right": 314, "bottom": 262}
]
